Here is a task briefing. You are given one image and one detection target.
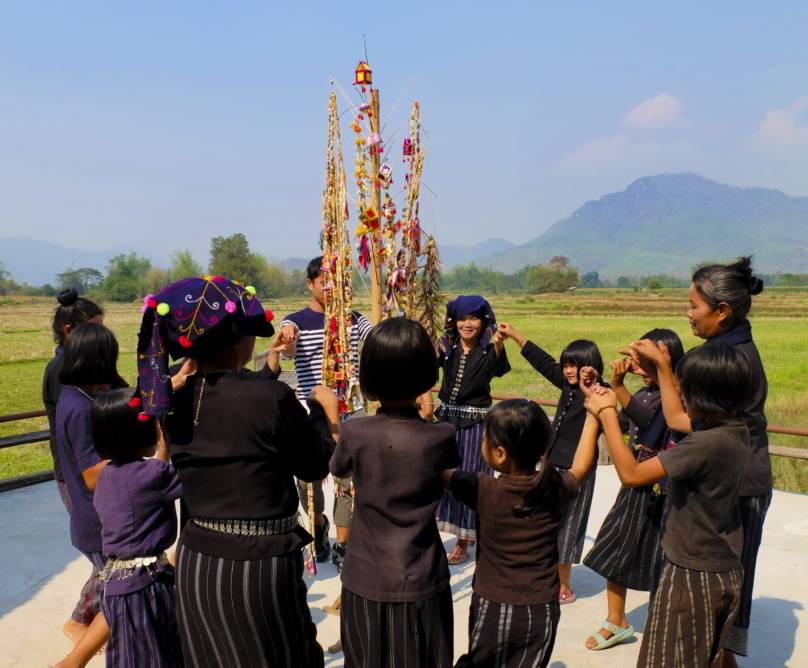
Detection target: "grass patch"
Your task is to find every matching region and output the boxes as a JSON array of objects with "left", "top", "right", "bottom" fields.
[{"left": 2, "top": 293, "right": 807, "bottom": 490}]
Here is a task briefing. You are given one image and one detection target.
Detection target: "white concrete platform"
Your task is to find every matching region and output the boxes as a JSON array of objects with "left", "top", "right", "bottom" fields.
[{"left": 1, "top": 466, "right": 805, "bottom": 667}]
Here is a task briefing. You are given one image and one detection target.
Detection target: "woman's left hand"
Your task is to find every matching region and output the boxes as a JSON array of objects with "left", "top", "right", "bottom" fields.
[{"left": 584, "top": 388, "right": 618, "bottom": 417}]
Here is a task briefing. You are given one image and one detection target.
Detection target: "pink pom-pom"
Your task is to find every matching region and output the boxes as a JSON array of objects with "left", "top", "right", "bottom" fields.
[
  {"left": 210, "top": 276, "right": 226, "bottom": 282},
  {"left": 144, "top": 294, "right": 155, "bottom": 305},
  {"left": 265, "top": 310, "right": 275, "bottom": 322},
  {"left": 179, "top": 336, "right": 192, "bottom": 349},
  {"left": 128, "top": 397, "right": 142, "bottom": 408},
  {"left": 225, "top": 301, "right": 237, "bottom": 313},
  {"left": 137, "top": 413, "right": 151, "bottom": 421}
]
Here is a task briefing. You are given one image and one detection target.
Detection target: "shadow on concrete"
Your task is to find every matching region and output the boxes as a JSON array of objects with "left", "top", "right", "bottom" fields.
[
  {"left": 0, "top": 481, "right": 85, "bottom": 620},
  {"left": 746, "top": 596, "right": 802, "bottom": 667},
  {"left": 571, "top": 562, "right": 608, "bottom": 600},
  {"left": 626, "top": 600, "right": 650, "bottom": 633}
]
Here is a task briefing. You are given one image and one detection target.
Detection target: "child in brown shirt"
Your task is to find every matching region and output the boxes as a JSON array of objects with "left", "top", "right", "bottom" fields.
[{"left": 443, "top": 397, "right": 601, "bottom": 668}]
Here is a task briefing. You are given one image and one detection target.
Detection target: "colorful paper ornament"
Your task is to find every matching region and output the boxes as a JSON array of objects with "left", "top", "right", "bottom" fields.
[
  {"left": 358, "top": 103, "right": 372, "bottom": 117},
  {"left": 402, "top": 138, "right": 414, "bottom": 161},
  {"left": 354, "top": 61, "right": 372, "bottom": 91},
  {"left": 367, "top": 133, "right": 381, "bottom": 147},
  {"left": 378, "top": 163, "right": 393, "bottom": 187}
]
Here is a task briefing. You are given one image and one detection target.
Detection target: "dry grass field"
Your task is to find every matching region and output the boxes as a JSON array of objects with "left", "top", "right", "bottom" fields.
[{"left": 2, "top": 288, "right": 806, "bottom": 489}]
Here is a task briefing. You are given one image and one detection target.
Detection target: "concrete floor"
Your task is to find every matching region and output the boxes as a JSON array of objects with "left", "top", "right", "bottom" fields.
[{"left": 1, "top": 466, "right": 805, "bottom": 668}]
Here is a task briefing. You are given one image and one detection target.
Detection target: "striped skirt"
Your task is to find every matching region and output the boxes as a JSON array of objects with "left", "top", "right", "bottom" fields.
[
  {"left": 583, "top": 484, "right": 666, "bottom": 592},
  {"left": 436, "top": 422, "right": 491, "bottom": 539},
  {"left": 455, "top": 594, "right": 560, "bottom": 668},
  {"left": 638, "top": 559, "right": 743, "bottom": 668},
  {"left": 103, "top": 579, "right": 183, "bottom": 668},
  {"left": 724, "top": 491, "right": 772, "bottom": 657},
  {"left": 556, "top": 466, "right": 597, "bottom": 564},
  {"left": 340, "top": 586, "right": 454, "bottom": 668},
  {"left": 176, "top": 544, "right": 323, "bottom": 668}
]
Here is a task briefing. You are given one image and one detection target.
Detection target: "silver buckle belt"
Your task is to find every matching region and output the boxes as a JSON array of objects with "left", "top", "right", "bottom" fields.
[
  {"left": 193, "top": 513, "right": 300, "bottom": 536},
  {"left": 436, "top": 404, "right": 491, "bottom": 419}
]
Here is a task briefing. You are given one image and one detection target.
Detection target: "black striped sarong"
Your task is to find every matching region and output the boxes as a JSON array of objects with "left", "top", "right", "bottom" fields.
[
  {"left": 103, "top": 578, "right": 183, "bottom": 668},
  {"left": 455, "top": 594, "right": 560, "bottom": 668},
  {"left": 340, "top": 586, "right": 454, "bottom": 668},
  {"left": 556, "top": 466, "right": 597, "bottom": 564},
  {"left": 176, "top": 544, "right": 323, "bottom": 668},
  {"left": 436, "top": 422, "right": 491, "bottom": 540},
  {"left": 724, "top": 491, "right": 772, "bottom": 657},
  {"left": 583, "top": 484, "right": 666, "bottom": 592},
  {"left": 638, "top": 559, "right": 743, "bottom": 668}
]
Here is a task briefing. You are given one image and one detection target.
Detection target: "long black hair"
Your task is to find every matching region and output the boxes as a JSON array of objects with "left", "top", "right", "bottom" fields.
[
  {"left": 91, "top": 388, "right": 157, "bottom": 459},
  {"left": 59, "top": 322, "right": 121, "bottom": 386},
  {"left": 52, "top": 289, "right": 103, "bottom": 345},
  {"left": 692, "top": 256, "right": 764, "bottom": 330},
  {"left": 676, "top": 343, "right": 753, "bottom": 416},
  {"left": 484, "top": 399, "right": 576, "bottom": 519}
]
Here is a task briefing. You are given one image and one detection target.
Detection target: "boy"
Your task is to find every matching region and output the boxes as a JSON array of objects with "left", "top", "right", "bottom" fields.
[{"left": 272, "top": 256, "right": 372, "bottom": 568}]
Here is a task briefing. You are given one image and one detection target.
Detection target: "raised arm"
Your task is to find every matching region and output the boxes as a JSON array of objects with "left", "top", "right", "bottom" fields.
[
  {"left": 275, "top": 388, "right": 337, "bottom": 482},
  {"left": 499, "top": 322, "right": 564, "bottom": 388},
  {"left": 568, "top": 412, "right": 601, "bottom": 482},
  {"left": 580, "top": 376, "right": 668, "bottom": 487},
  {"left": 630, "top": 340, "right": 692, "bottom": 434}
]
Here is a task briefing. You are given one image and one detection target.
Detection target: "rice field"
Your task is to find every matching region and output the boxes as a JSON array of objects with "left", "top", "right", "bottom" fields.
[{"left": 2, "top": 289, "right": 807, "bottom": 489}]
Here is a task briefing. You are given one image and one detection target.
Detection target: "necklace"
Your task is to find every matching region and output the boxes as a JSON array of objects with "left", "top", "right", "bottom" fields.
[
  {"left": 76, "top": 387, "right": 94, "bottom": 402},
  {"left": 194, "top": 375, "right": 207, "bottom": 427}
]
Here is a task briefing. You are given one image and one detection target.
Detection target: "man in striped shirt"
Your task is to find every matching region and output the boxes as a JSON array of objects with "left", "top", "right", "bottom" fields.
[{"left": 274, "top": 257, "right": 372, "bottom": 568}]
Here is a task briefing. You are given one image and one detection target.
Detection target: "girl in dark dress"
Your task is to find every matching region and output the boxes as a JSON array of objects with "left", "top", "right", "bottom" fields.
[
  {"left": 41, "top": 291, "right": 105, "bottom": 647},
  {"left": 434, "top": 296, "right": 510, "bottom": 566},
  {"left": 583, "top": 328, "right": 685, "bottom": 650},
  {"left": 630, "top": 257, "right": 771, "bottom": 666},
  {"left": 497, "top": 323, "right": 604, "bottom": 603},
  {"left": 444, "top": 398, "right": 601, "bottom": 668},
  {"left": 331, "top": 318, "right": 461, "bottom": 668},
  {"left": 137, "top": 276, "right": 340, "bottom": 668},
  {"left": 590, "top": 345, "right": 754, "bottom": 668}
]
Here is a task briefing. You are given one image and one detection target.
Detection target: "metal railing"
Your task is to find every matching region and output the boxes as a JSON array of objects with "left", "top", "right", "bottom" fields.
[{"left": 2, "top": 382, "right": 807, "bottom": 491}]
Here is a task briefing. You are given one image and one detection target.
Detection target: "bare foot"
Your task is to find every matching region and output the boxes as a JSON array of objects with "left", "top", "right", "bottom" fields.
[
  {"left": 585, "top": 616, "right": 630, "bottom": 649},
  {"left": 62, "top": 619, "right": 88, "bottom": 646},
  {"left": 721, "top": 650, "right": 740, "bottom": 668}
]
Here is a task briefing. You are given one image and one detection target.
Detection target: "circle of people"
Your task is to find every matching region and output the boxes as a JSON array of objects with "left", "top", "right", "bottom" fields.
[{"left": 44, "top": 256, "right": 770, "bottom": 668}]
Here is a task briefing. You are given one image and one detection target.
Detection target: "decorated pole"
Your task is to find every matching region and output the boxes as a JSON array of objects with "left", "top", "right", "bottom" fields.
[{"left": 368, "top": 88, "right": 383, "bottom": 325}]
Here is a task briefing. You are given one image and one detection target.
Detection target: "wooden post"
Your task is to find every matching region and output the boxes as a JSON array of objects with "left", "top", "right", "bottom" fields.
[{"left": 368, "top": 88, "right": 383, "bottom": 324}]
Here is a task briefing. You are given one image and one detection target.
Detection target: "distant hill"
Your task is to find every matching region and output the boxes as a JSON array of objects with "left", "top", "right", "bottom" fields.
[
  {"left": 0, "top": 238, "right": 170, "bottom": 286},
  {"left": 479, "top": 174, "right": 808, "bottom": 277},
  {"left": 437, "top": 238, "right": 515, "bottom": 268}
]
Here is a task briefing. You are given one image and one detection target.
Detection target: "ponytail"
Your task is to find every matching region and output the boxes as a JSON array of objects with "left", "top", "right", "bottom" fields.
[
  {"left": 485, "top": 399, "right": 572, "bottom": 519},
  {"left": 513, "top": 459, "right": 575, "bottom": 519}
]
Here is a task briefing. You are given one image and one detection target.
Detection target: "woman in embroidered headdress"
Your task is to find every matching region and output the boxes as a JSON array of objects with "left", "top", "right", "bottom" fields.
[
  {"left": 435, "top": 295, "right": 510, "bottom": 565},
  {"left": 136, "top": 276, "right": 340, "bottom": 668}
]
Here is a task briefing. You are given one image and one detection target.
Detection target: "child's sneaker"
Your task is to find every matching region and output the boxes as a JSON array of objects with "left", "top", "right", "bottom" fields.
[
  {"left": 332, "top": 541, "right": 348, "bottom": 572},
  {"left": 314, "top": 515, "right": 332, "bottom": 563}
]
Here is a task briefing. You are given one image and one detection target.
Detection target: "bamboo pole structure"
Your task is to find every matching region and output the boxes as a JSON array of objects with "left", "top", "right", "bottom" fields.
[{"left": 368, "top": 88, "right": 383, "bottom": 325}]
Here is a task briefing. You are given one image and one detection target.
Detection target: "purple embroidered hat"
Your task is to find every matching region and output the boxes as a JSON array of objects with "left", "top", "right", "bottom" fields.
[{"left": 136, "top": 276, "right": 275, "bottom": 415}]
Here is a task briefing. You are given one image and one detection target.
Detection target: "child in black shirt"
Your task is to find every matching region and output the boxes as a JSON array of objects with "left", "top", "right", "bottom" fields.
[
  {"left": 497, "top": 323, "right": 604, "bottom": 603},
  {"left": 443, "top": 397, "right": 601, "bottom": 668},
  {"left": 584, "top": 343, "right": 753, "bottom": 668}
]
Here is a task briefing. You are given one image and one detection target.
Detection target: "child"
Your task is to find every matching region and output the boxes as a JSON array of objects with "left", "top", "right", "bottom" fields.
[
  {"left": 55, "top": 322, "right": 123, "bottom": 653},
  {"left": 444, "top": 398, "right": 601, "bottom": 668},
  {"left": 583, "top": 343, "right": 752, "bottom": 668},
  {"left": 582, "top": 329, "right": 685, "bottom": 650},
  {"left": 330, "top": 318, "right": 461, "bottom": 668},
  {"left": 275, "top": 256, "right": 373, "bottom": 567},
  {"left": 435, "top": 296, "right": 510, "bottom": 565},
  {"left": 497, "top": 323, "right": 603, "bottom": 603},
  {"left": 94, "top": 388, "right": 183, "bottom": 667},
  {"left": 53, "top": 388, "right": 184, "bottom": 668}
]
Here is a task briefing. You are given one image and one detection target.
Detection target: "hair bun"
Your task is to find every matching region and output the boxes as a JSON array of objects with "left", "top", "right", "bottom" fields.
[
  {"left": 749, "top": 277, "right": 764, "bottom": 296},
  {"left": 56, "top": 288, "right": 79, "bottom": 306}
]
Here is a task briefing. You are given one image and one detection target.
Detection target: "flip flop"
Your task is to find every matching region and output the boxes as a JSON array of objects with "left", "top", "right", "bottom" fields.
[
  {"left": 559, "top": 591, "right": 577, "bottom": 604},
  {"left": 587, "top": 621, "right": 635, "bottom": 650},
  {"left": 447, "top": 545, "right": 469, "bottom": 565}
]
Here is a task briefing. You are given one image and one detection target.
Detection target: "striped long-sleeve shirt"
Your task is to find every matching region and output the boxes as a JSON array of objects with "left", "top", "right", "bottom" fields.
[{"left": 280, "top": 306, "right": 372, "bottom": 401}]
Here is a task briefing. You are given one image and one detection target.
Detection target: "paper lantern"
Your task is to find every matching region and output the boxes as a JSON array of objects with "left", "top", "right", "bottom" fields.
[
  {"left": 354, "top": 62, "right": 372, "bottom": 90},
  {"left": 359, "top": 103, "right": 372, "bottom": 117},
  {"left": 378, "top": 163, "right": 393, "bottom": 186},
  {"left": 402, "top": 138, "right": 414, "bottom": 161},
  {"left": 367, "top": 133, "right": 381, "bottom": 147}
]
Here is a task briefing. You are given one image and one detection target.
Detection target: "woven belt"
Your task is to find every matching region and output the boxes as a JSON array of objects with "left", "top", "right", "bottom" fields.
[
  {"left": 193, "top": 514, "right": 300, "bottom": 536},
  {"left": 99, "top": 552, "right": 170, "bottom": 583},
  {"left": 436, "top": 404, "right": 491, "bottom": 419}
]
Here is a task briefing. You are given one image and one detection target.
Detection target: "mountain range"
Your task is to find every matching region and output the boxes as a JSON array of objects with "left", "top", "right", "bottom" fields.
[{"left": 478, "top": 173, "right": 808, "bottom": 277}]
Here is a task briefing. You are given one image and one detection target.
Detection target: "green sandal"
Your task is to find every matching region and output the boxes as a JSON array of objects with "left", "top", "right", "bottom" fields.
[{"left": 587, "top": 621, "right": 635, "bottom": 650}]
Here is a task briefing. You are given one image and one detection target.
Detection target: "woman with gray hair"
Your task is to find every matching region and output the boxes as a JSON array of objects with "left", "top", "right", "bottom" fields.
[{"left": 630, "top": 256, "right": 770, "bottom": 667}]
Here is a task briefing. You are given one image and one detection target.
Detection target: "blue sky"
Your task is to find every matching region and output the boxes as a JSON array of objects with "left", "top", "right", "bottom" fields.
[{"left": 1, "top": 1, "right": 807, "bottom": 265}]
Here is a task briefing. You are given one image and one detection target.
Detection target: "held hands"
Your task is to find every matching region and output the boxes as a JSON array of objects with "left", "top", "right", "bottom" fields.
[
  {"left": 583, "top": 386, "right": 619, "bottom": 419},
  {"left": 609, "top": 358, "right": 632, "bottom": 387},
  {"left": 497, "top": 322, "right": 524, "bottom": 347}
]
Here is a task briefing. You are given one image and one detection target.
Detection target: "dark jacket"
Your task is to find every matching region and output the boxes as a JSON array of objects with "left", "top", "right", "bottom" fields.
[{"left": 42, "top": 346, "right": 65, "bottom": 481}]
